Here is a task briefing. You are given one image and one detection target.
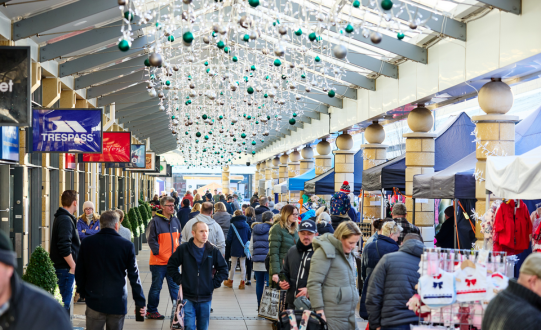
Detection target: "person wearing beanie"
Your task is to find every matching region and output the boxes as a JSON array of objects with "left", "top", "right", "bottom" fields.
[
  {"left": 0, "top": 230, "right": 72, "bottom": 329},
  {"left": 77, "top": 201, "right": 100, "bottom": 241},
  {"left": 50, "top": 190, "right": 80, "bottom": 314},
  {"left": 329, "top": 181, "right": 352, "bottom": 230}
]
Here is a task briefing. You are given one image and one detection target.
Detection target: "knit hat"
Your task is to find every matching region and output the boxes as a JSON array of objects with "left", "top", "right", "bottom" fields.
[
  {"left": 340, "top": 181, "right": 351, "bottom": 193},
  {"left": 83, "top": 201, "right": 95, "bottom": 211},
  {"left": 0, "top": 230, "right": 17, "bottom": 268},
  {"left": 317, "top": 212, "right": 331, "bottom": 224},
  {"left": 520, "top": 253, "right": 541, "bottom": 277}
]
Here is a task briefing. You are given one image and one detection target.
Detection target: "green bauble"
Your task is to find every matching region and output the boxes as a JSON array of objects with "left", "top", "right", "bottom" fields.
[
  {"left": 281, "top": 74, "right": 287, "bottom": 80},
  {"left": 204, "top": 61, "right": 209, "bottom": 66},
  {"left": 267, "top": 115, "right": 271, "bottom": 120},
  {"left": 301, "top": 74, "right": 306, "bottom": 79},
  {"left": 233, "top": 138, "right": 237, "bottom": 142},
  {"left": 202, "top": 114, "right": 208, "bottom": 120},
  {"left": 118, "top": 39, "right": 130, "bottom": 52},
  {"left": 345, "top": 24, "right": 354, "bottom": 34},
  {"left": 204, "top": 135, "right": 209, "bottom": 140},
  {"left": 247, "top": 116, "right": 251, "bottom": 120},
  {"left": 183, "top": 31, "right": 194, "bottom": 44},
  {"left": 196, "top": 132, "right": 202, "bottom": 137},
  {"left": 260, "top": 139, "right": 264, "bottom": 143},
  {"left": 289, "top": 118, "right": 296, "bottom": 125},
  {"left": 168, "top": 35, "right": 175, "bottom": 42},
  {"left": 232, "top": 56, "right": 238, "bottom": 62},
  {"left": 352, "top": 0, "right": 360, "bottom": 8},
  {"left": 219, "top": 115, "right": 223, "bottom": 120},
  {"left": 293, "top": 113, "right": 297, "bottom": 117},
  {"left": 397, "top": 32, "right": 405, "bottom": 40},
  {"left": 241, "top": 133, "right": 247, "bottom": 138},
  {"left": 165, "top": 80, "right": 171, "bottom": 86},
  {"left": 224, "top": 47, "right": 230, "bottom": 53},
  {"left": 247, "top": 86, "right": 254, "bottom": 94},
  {"left": 274, "top": 59, "right": 282, "bottom": 67},
  {"left": 251, "top": 141, "right": 256, "bottom": 146},
  {"left": 243, "top": 34, "right": 250, "bottom": 42},
  {"left": 328, "top": 90, "right": 336, "bottom": 98},
  {"left": 251, "top": 65, "right": 256, "bottom": 71},
  {"left": 124, "top": 11, "right": 133, "bottom": 22},
  {"left": 217, "top": 40, "right": 225, "bottom": 49},
  {"left": 264, "top": 93, "right": 268, "bottom": 98},
  {"left": 294, "top": 29, "right": 302, "bottom": 36},
  {"left": 252, "top": 151, "right": 256, "bottom": 155},
  {"left": 314, "top": 56, "right": 321, "bottom": 62},
  {"left": 308, "top": 32, "right": 317, "bottom": 42},
  {"left": 248, "top": 0, "right": 259, "bottom": 7},
  {"left": 144, "top": 58, "right": 150, "bottom": 66},
  {"left": 381, "top": 0, "right": 393, "bottom": 10}
]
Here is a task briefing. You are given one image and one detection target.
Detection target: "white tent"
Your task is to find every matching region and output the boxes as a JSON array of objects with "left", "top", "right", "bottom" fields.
[
  {"left": 273, "top": 180, "right": 288, "bottom": 194},
  {"left": 485, "top": 145, "right": 541, "bottom": 199}
]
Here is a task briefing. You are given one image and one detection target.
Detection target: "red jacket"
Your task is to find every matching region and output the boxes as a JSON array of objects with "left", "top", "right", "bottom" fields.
[
  {"left": 494, "top": 200, "right": 532, "bottom": 254},
  {"left": 182, "top": 195, "right": 193, "bottom": 207}
]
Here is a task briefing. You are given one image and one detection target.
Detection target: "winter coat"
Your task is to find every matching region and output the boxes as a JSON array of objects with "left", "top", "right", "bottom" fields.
[
  {"left": 0, "top": 273, "right": 72, "bottom": 330},
  {"left": 167, "top": 238, "right": 228, "bottom": 303},
  {"left": 188, "top": 211, "right": 200, "bottom": 220},
  {"left": 182, "top": 195, "right": 193, "bottom": 207},
  {"left": 147, "top": 212, "right": 182, "bottom": 266},
  {"left": 232, "top": 199, "right": 241, "bottom": 211},
  {"left": 246, "top": 216, "right": 255, "bottom": 227},
  {"left": 193, "top": 199, "right": 204, "bottom": 206},
  {"left": 177, "top": 206, "right": 191, "bottom": 231},
  {"left": 213, "top": 211, "right": 232, "bottom": 238},
  {"left": 255, "top": 205, "right": 271, "bottom": 222},
  {"left": 225, "top": 215, "right": 251, "bottom": 258},
  {"left": 251, "top": 222, "right": 271, "bottom": 263},
  {"left": 181, "top": 213, "right": 226, "bottom": 255},
  {"left": 366, "top": 239, "right": 424, "bottom": 330},
  {"left": 494, "top": 199, "right": 532, "bottom": 253},
  {"left": 50, "top": 207, "right": 80, "bottom": 270},
  {"left": 348, "top": 207, "right": 358, "bottom": 223},
  {"left": 330, "top": 191, "right": 351, "bottom": 216},
  {"left": 359, "top": 235, "right": 399, "bottom": 319},
  {"left": 225, "top": 202, "right": 234, "bottom": 215},
  {"left": 268, "top": 223, "right": 299, "bottom": 276},
  {"left": 75, "top": 228, "right": 145, "bottom": 315},
  {"left": 76, "top": 217, "right": 100, "bottom": 240},
  {"left": 330, "top": 215, "right": 351, "bottom": 230},
  {"left": 317, "top": 221, "right": 334, "bottom": 235},
  {"left": 271, "top": 209, "right": 280, "bottom": 214},
  {"left": 482, "top": 279, "right": 541, "bottom": 330},
  {"left": 251, "top": 202, "right": 260, "bottom": 208},
  {"left": 307, "top": 234, "right": 359, "bottom": 330},
  {"left": 282, "top": 241, "right": 314, "bottom": 308}
]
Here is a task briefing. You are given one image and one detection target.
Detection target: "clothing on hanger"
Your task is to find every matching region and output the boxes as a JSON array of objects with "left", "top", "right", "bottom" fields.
[{"left": 493, "top": 199, "right": 532, "bottom": 255}]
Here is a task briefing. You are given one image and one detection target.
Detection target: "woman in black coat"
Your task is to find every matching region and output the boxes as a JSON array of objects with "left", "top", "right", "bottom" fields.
[{"left": 223, "top": 210, "right": 252, "bottom": 289}]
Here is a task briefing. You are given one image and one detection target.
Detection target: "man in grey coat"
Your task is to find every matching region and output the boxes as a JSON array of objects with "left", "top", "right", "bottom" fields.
[{"left": 366, "top": 233, "right": 424, "bottom": 330}]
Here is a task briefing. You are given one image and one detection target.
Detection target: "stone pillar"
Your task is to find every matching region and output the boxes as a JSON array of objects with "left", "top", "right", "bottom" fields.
[
  {"left": 334, "top": 132, "right": 355, "bottom": 192},
  {"left": 300, "top": 146, "right": 315, "bottom": 175},
  {"left": 254, "top": 163, "right": 260, "bottom": 195},
  {"left": 279, "top": 154, "right": 289, "bottom": 202},
  {"left": 473, "top": 79, "right": 517, "bottom": 248},
  {"left": 404, "top": 105, "right": 436, "bottom": 246},
  {"left": 361, "top": 121, "right": 388, "bottom": 221},
  {"left": 258, "top": 161, "right": 266, "bottom": 197},
  {"left": 222, "top": 165, "right": 230, "bottom": 195},
  {"left": 288, "top": 150, "right": 301, "bottom": 202},
  {"left": 314, "top": 139, "right": 333, "bottom": 203},
  {"left": 265, "top": 159, "right": 272, "bottom": 181},
  {"left": 271, "top": 156, "right": 280, "bottom": 185}
]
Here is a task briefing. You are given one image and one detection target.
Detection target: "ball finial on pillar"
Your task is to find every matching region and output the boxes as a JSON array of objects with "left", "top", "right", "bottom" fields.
[
  {"left": 256, "top": 163, "right": 260, "bottom": 170},
  {"left": 316, "top": 139, "right": 331, "bottom": 155},
  {"left": 336, "top": 132, "right": 353, "bottom": 150},
  {"left": 289, "top": 150, "right": 301, "bottom": 162},
  {"left": 301, "top": 146, "right": 314, "bottom": 159},
  {"left": 280, "top": 154, "right": 289, "bottom": 164},
  {"left": 272, "top": 156, "right": 280, "bottom": 166},
  {"left": 365, "top": 121, "right": 385, "bottom": 144},
  {"left": 478, "top": 79, "right": 514, "bottom": 115},
  {"left": 407, "top": 105, "right": 434, "bottom": 132}
]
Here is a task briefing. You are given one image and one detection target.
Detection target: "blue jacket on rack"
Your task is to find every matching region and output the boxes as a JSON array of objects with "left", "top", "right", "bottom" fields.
[
  {"left": 251, "top": 222, "right": 271, "bottom": 263},
  {"left": 225, "top": 215, "right": 252, "bottom": 258}
]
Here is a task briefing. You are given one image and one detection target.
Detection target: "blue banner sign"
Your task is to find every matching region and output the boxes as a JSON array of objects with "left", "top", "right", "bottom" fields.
[
  {"left": 32, "top": 109, "right": 103, "bottom": 153},
  {"left": 0, "top": 126, "right": 19, "bottom": 161}
]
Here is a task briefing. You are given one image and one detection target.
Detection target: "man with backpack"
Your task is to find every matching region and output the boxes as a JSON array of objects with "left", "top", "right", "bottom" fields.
[{"left": 167, "top": 221, "right": 228, "bottom": 330}]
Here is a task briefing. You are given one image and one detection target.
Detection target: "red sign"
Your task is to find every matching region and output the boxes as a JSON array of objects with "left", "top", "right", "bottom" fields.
[
  {"left": 65, "top": 153, "right": 76, "bottom": 169},
  {"left": 81, "top": 132, "right": 131, "bottom": 163}
]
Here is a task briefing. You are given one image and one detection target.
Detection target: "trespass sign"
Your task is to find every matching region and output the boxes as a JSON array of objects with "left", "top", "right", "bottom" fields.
[
  {"left": 0, "top": 46, "right": 31, "bottom": 126},
  {"left": 32, "top": 109, "right": 103, "bottom": 153}
]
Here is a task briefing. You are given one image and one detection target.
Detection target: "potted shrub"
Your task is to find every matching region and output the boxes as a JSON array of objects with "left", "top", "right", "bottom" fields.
[
  {"left": 128, "top": 208, "right": 140, "bottom": 255},
  {"left": 139, "top": 204, "right": 149, "bottom": 243},
  {"left": 22, "top": 246, "right": 63, "bottom": 306}
]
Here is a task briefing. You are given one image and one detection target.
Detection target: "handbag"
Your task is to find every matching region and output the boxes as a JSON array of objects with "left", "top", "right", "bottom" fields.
[
  {"left": 258, "top": 282, "right": 287, "bottom": 321},
  {"left": 170, "top": 285, "right": 186, "bottom": 330},
  {"left": 231, "top": 224, "right": 251, "bottom": 259}
]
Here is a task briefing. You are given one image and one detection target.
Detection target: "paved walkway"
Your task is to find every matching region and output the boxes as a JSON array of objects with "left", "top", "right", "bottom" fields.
[{"left": 73, "top": 243, "right": 367, "bottom": 329}]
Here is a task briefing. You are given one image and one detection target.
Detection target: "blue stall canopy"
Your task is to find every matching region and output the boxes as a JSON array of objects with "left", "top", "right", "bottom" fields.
[
  {"left": 413, "top": 107, "right": 541, "bottom": 199},
  {"left": 364, "top": 113, "right": 476, "bottom": 192},
  {"left": 304, "top": 149, "right": 363, "bottom": 195},
  {"left": 289, "top": 168, "right": 316, "bottom": 191}
]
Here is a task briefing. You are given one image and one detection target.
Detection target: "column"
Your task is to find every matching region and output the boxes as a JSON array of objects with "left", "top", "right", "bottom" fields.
[
  {"left": 288, "top": 150, "right": 301, "bottom": 202},
  {"left": 361, "top": 122, "right": 388, "bottom": 221},
  {"left": 222, "top": 165, "right": 230, "bottom": 195},
  {"left": 41, "top": 154, "right": 50, "bottom": 250},
  {"left": 473, "top": 79, "right": 517, "bottom": 248},
  {"left": 264, "top": 159, "right": 272, "bottom": 181},
  {"left": 300, "top": 146, "right": 315, "bottom": 174},
  {"left": 404, "top": 105, "right": 437, "bottom": 246},
  {"left": 279, "top": 154, "right": 289, "bottom": 202},
  {"left": 258, "top": 161, "right": 266, "bottom": 197},
  {"left": 314, "top": 139, "right": 332, "bottom": 203},
  {"left": 271, "top": 156, "right": 280, "bottom": 185},
  {"left": 254, "top": 163, "right": 260, "bottom": 195},
  {"left": 334, "top": 132, "right": 355, "bottom": 192}
]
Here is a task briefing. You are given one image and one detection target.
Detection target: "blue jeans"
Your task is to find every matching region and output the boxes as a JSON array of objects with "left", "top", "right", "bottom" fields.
[
  {"left": 55, "top": 269, "right": 75, "bottom": 313},
  {"left": 147, "top": 265, "right": 180, "bottom": 313},
  {"left": 184, "top": 299, "right": 211, "bottom": 330},
  {"left": 254, "top": 271, "right": 269, "bottom": 308}
]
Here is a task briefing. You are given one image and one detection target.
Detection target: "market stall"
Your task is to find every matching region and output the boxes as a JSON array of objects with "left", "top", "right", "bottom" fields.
[{"left": 304, "top": 150, "right": 362, "bottom": 195}]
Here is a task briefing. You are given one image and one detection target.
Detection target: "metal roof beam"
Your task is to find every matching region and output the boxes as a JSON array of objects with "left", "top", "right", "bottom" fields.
[
  {"left": 294, "top": 86, "right": 342, "bottom": 108},
  {"left": 97, "top": 83, "right": 149, "bottom": 107},
  {"left": 115, "top": 93, "right": 160, "bottom": 110},
  {"left": 75, "top": 57, "right": 146, "bottom": 89},
  {"left": 117, "top": 99, "right": 161, "bottom": 112},
  {"left": 477, "top": 0, "right": 520, "bottom": 15},
  {"left": 302, "top": 111, "right": 320, "bottom": 120},
  {"left": 87, "top": 71, "right": 148, "bottom": 99},
  {"left": 12, "top": 0, "right": 118, "bottom": 41},
  {"left": 118, "top": 107, "right": 160, "bottom": 123}
]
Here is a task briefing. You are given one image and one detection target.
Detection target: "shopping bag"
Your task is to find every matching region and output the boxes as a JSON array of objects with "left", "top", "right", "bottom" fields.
[
  {"left": 258, "top": 284, "right": 287, "bottom": 321},
  {"left": 171, "top": 285, "right": 186, "bottom": 330}
]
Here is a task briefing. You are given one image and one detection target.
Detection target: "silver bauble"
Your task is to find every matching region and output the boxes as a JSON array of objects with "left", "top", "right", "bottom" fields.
[
  {"left": 273, "top": 83, "right": 280, "bottom": 89},
  {"left": 219, "top": 26, "right": 227, "bottom": 35},
  {"left": 289, "top": 63, "right": 295, "bottom": 69},
  {"left": 278, "top": 98, "right": 286, "bottom": 105},
  {"left": 149, "top": 89, "right": 157, "bottom": 97},
  {"left": 370, "top": 32, "right": 382, "bottom": 44},
  {"left": 277, "top": 115, "right": 282, "bottom": 121},
  {"left": 268, "top": 89, "right": 276, "bottom": 98},
  {"left": 118, "top": 0, "right": 128, "bottom": 6},
  {"left": 202, "top": 36, "right": 210, "bottom": 44},
  {"left": 305, "top": 86, "right": 311, "bottom": 93},
  {"left": 295, "top": 95, "right": 302, "bottom": 100},
  {"left": 316, "top": 13, "right": 325, "bottom": 22},
  {"left": 230, "top": 83, "right": 238, "bottom": 91},
  {"left": 239, "top": 15, "right": 252, "bottom": 29},
  {"left": 231, "top": 117, "right": 238, "bottom": 123},
  {"left": 250, "top": 30, "right": 258, "bottom": 40},
  {"left": 262, "top": 48, "right": 269, "bottom": 55},
  {"left": 274, "top": 43, "right": 286, "bottom": 57},
  {"left": 255, "top": 86, "right": 262, "bottom": 92},
  {"left": 289, "top": 84, "right": 296, "bottom": 90},
  {"left": 189, "top": 91, "right": 196, "bottom": 98},
  {"left": 182, "top": 0, "right": 192, "bottom": 3},
  {"left": 333, "top": 44, "right": 348, "bottom": 59},
  {"left": 173, "top": 65, "right": 179, "bottom": 71},
  {"left": 189, "top": 83, "right": 195, "bottom": 89},
  {"left": 409, "top": 22, "right": 417, "bottom": 30},
  {"left": 213, "top": 24, "right": 220, "bottom": 33},
  {"left": 159, "top": 105, "right": 165, "bottom": 111},
  {"left": 278, "top": 26, "right": 287, "bottom": 35},
  {"left": 148, "top": 53, "right": 163, "bottom": 67},
  {"left": 158, "top": 92, "right": 165, "bottom": 99}
]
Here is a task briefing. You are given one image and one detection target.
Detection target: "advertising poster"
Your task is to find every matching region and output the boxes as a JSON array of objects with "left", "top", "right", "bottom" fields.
[
  {"left": 106, "top": 144, "right": 146, "bottom": 168},
  {"left": 0, "top": 46, "right": 31, "bottom": 126},
  {"left": 126, "top": 152, "right": 155, "bottom": 171},
  {"left": 0, "top": 126, "right": 19, "bottom": 162},
  {"left": 65, "top": 153, "right": 76, "bottom": 169},
  {"left": 81, "top": 132, "right": 131, "bottom": 163},
  {"left": 32, "top": 108, "right": 103, "bottom": 153}
]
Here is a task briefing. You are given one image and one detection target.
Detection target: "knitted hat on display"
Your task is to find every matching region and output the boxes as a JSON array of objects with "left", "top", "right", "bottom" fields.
[
  {"left": 340, "top": 181, "right": 351, "bottom": 193},
  {"left": 0, "top": 230, "right": 17, "bottom": 268},
  {"left": 83, "top": 201, "right": 95, "bottom": 211}
]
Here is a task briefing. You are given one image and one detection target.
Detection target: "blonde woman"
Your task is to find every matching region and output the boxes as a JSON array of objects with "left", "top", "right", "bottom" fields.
[
  {"left": 189, "top": 203, "right": 201, "bottom": 220},
  {"left": 193, "top": 193, "right": 204, "bottom": 205},
  {"left": 213, "top": 202, "right": 232, "bottom": 238},
  {"left": 77, "top": 201, "right": 100, "bottom": 241},
  {"left": 269, "top": 204, "right": 299, "bottom": 284},
  {"left": 307, "top": 221, "right": 362, "bottom": 330}
]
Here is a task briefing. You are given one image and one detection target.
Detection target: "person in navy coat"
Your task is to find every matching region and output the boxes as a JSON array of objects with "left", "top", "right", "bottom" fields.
[{"left": 224, "top": 210, "right": 252, "bottom": 290}]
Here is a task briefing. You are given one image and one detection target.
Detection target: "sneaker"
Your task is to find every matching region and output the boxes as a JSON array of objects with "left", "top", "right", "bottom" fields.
[
  {"left": 245, "top": 281, "right": 251, "bottom": 286},
  {"left": 146, "top": 312, "right": 165, "bottom": 320},
  {"left": 239, "top": 280, "right": 246, "bottom": 290},
  {"left": 211, "top": 308, "right": 214, "bottom": 313},
  {"left": 224, "top": 279, "right": 233, "bottom": 288}
]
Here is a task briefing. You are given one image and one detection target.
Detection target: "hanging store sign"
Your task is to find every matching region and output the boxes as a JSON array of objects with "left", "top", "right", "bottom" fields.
[
  {"left": 32, "top": 108, "right": 103, "bottom": 153},
  {"left": 0, "top": 126, "right": 19, "bottom": 162},
  {"left": 65, "top": 153, "right": 76, "bottom": 170},
  {"left": 126, "top": 151, "right": 155, "bottom": 171},
  {"left": 81, "top": 132, "right": 131, "bottom": 163},
  {"left": 105, "top": 144, "right": 146, "bottom": 168},
  {"left": 0, "top": 46, "right": 31, "bottom": 126}
]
